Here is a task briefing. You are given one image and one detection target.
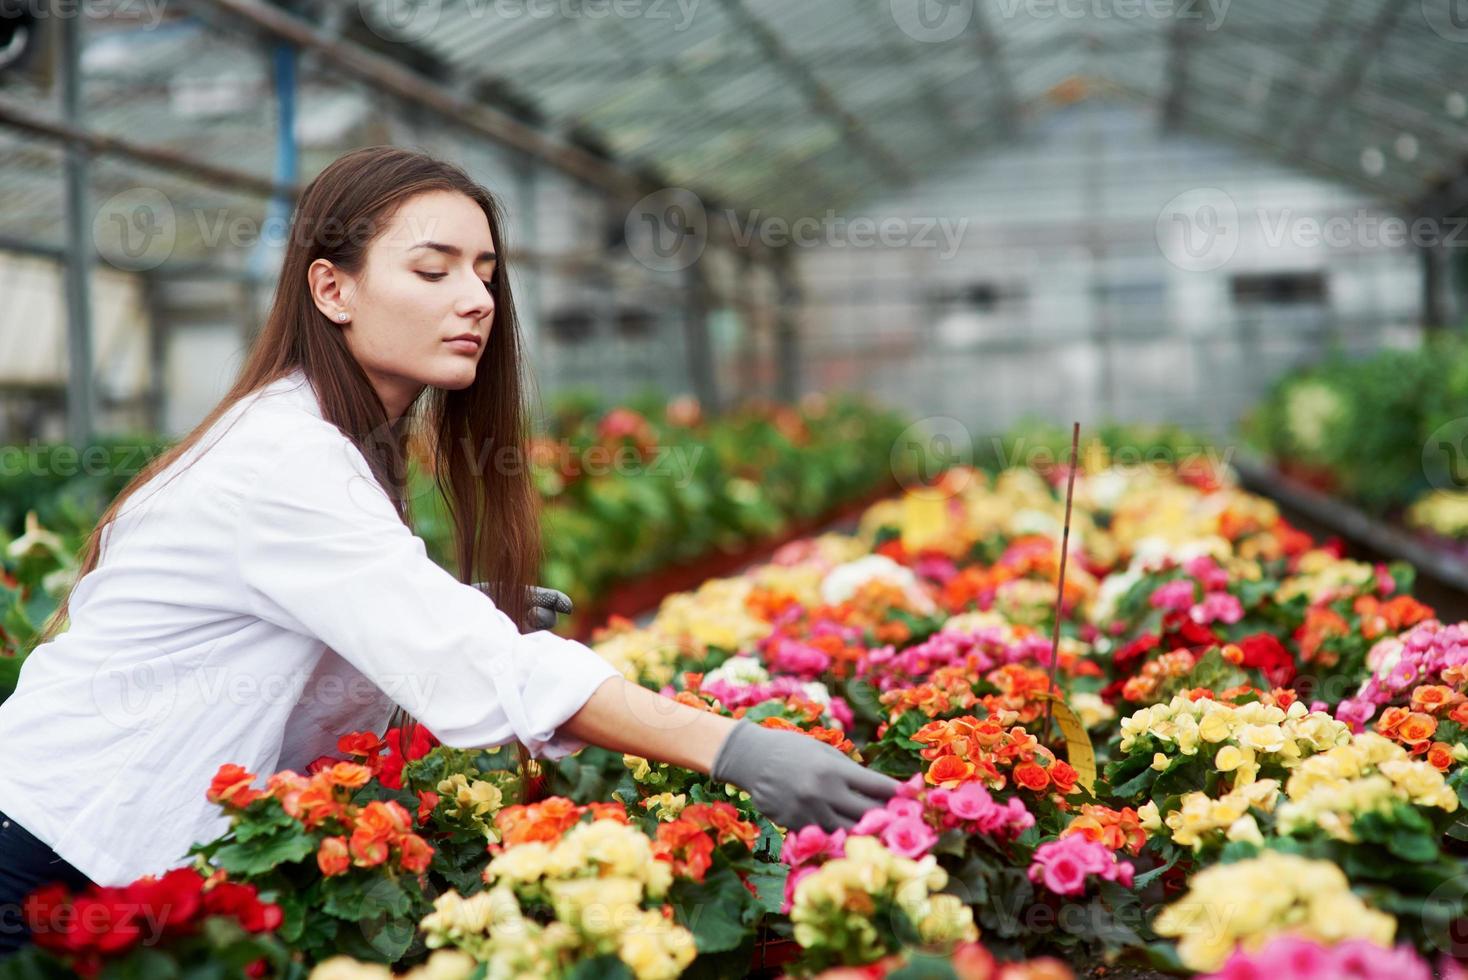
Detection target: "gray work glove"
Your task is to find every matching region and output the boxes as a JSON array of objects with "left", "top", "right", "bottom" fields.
[
  {"left": 472, "top": 582, "right": 574, "bottom": 632},
  {"left": 710, "top": 719, "right": 902, "bottom": 832},
  {"left": 526, "top": 586, "right": 573, "bottom": 632}
]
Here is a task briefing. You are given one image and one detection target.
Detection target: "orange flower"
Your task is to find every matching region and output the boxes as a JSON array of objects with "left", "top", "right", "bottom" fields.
[
  {"left": 317, "top": 837, "right": 350, "bottom": 877},
  {"left": 585, "top": 802, "right": 630, "bottom": 824},
  {"left": 494, "top": 797, "right": 601, "bottom": 848},
  {"left": 1012, "top": 763, "right": 1050, "bottom": 792},
  {"left": 1411, "top": 685, "right": 1458, "bottom": 715},
  {"left": 398, "top": 833, "right": 433, "bottom": 874},
  {"left": 293, "top": 780, "right": 343, "bottom": 830},
  {"left": 1049, "top": 760, "right": 1080, "bottom": 795},
  {"left": 1397, "top": 712, "right": 1438, "bottom": 745},
  {"left": 349, "top": 800, "right": 413, "bottom": 868},
  {"left": 207, "top": 764, "right": 262, "bottom": 808},
  {"left": 926, "top": 755, "right": 976, "bottom": 788},
  {"left": 1376, "top": 706, "right": 1411, "bottom": 737},
  {"left": 337, "top": 732, "right": 386, "bottom": 767},
  {"left": 681, "top": 802, "right": 759, "bottom": 849},
  {"left": 655, "top": 820, "right": 716, "bottom": 882},
  {"left": 324, "top": 762, "right": 372, "bottom": 790},
  {"left": 1427, "top": 742, "right": 1456, "bottom": 772},
  {"left": 1062, "top": 805, "right": 1147, "bottom": 855},
  {"left": 1452, "top": 702, "right": 1468, "bottom": 727}
]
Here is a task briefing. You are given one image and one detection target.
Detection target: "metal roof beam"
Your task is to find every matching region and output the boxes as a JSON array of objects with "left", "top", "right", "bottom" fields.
[
  {"left": 714, "top": 0, "right": 913, "bottom": 187},
  {"left": 1289, "top": 0, "right": 1410, "bottom": 159},
  {"left": 1160, "top": 5, "right": 1199, "bottom": 131},
  {"left": 968, "top": 0, "right": 1019, "bottom": 136}
]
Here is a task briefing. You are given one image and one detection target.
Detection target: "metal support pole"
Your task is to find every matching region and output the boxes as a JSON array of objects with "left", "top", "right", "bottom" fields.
[
  {"left": 773, "top": 257, "right": 800, "bottom": 403},
  {"left": 682, "top": 262, "right": 719, "bottom": 414},
  {"left": 1422, "top": 236, "right": 1456, "bottom": 334},
  {"left": 59, "top": 8, "right": 94, "bottom": 447}
]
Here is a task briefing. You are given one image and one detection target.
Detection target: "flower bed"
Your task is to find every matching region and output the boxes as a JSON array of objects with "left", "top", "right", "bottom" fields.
[{"left": 8, "top": 456, "right": 1468, "bottom": 978}]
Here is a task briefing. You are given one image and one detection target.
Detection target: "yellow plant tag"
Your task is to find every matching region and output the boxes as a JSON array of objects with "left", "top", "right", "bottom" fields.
[
  {"left": 1037, "top": 692, "right": 1097, "bottom": 793},
  {"left": 900, "top": 494, "right": 948, "bottom": 552}
]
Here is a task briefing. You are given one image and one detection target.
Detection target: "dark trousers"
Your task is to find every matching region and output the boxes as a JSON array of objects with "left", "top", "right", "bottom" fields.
[{"left": 0, "top": 809, "right": 93, "bottom": 957}]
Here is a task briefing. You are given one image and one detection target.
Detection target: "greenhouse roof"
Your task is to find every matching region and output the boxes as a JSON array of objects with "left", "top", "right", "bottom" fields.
[
  {"left": 346, "top": 0, "right": 1468, "bottom": 214},
  {"left": 3, "top": 0, "right": 1468, "bottom": 246}
]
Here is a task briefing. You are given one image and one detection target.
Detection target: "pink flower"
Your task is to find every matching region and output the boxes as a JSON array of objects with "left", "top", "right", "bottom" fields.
[
  {"left": 781, "top": 864, "right": 817, "bottom": 914},
  {"left": 881, "top": 817, "right": 938, "bottom": 859},
  {"left": 1149, "top": 580, "right": 1196, "bottom": 613},
  {"left": 1190, "top": 591, "right": 1244, "bottom": 625},
  {"left": 851, "top": 807, "right": 894, "bottom": 837},
  {"left": 886, "top": 797, "right": 924, "bottom": 821},
  {"left": 1201, "top": 936, "right": 1432, "bottom": 980},
  {"left": 945, "top": 781, "right": 993, "bottom": 821},
  {"left": 1184, "top": 556, "right": 1231, "bottom": 592},
  {"left": 1334, "top": 697, "right": 1375, "bottom": 733},
  {"left": 1037, "top": 852, "right": 1087, "bottom": 896},
  {"left": 781, "top": 825, "right": 845, "bottom": 866},
  {"left": 1027, "top": 836, "right": 1134, "bottom": 897}
]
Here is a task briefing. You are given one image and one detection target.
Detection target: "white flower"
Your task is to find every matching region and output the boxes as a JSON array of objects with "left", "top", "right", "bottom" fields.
[
  {"left": 7, "top": 511, "right": 65, "bottom": 561},
  {"left": 703, "top": 655, "right": 768, "bottom": 687},
  {"left": 819, "top": 554, "right": 934, "bottom": 612}
]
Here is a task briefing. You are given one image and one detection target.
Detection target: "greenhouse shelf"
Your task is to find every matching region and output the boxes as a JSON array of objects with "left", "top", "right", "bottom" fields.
[{"left": 1234, "top": 453, "right": 1468, "bottom": 618}]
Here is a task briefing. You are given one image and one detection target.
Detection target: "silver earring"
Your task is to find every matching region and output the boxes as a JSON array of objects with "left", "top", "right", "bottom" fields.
[{"left": 337, "top": 312, "right": 348, "bottom": 322}]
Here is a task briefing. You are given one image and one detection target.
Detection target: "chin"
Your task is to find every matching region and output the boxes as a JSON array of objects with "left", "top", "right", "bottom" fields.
[{"left": 433, "top": 358, "right": 480, "bottom": 390}]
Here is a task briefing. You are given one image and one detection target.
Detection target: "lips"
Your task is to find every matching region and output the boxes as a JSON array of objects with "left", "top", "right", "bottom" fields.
[{"left": 446, "top": 334, "right": 481, "bottom": 349}]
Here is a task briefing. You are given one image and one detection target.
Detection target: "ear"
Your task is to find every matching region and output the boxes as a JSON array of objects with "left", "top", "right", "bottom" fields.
[{"left": 308, "top": 258, "right": 353, "bottom": 323}]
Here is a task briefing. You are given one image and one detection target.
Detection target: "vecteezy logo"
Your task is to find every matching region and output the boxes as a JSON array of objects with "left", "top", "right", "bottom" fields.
[
  {"left": 1155, "top": 187, "right": 1239, "bottom": 272},
  {"left": 1423, "top": 418, "right": 1468, "bottom": 492},
  {"left": 890, "top": 0, "right": 973, "bottom": 42},
  {"left": 890, "top": 416, "right": 974, "bottom": 496},
  {"left": 90, "top": 647, "right": 178, "bottom": 733},
  {"left": 625, "top": 188, "right": 707, "bottom": 272},
  {"left": 1422, "top": 0, "right": 1468, "bottom": 43},
  {"left": 92, "top": 187, "right": 176, "bottom": 272},
  {"left": 361, "top": 0, "right": 444, "bottom": 43}
]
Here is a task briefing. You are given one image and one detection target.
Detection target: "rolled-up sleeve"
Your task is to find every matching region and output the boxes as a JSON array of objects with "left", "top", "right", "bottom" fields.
[{"left": 233, "top": 429, "right": 620, "bottom": 759}]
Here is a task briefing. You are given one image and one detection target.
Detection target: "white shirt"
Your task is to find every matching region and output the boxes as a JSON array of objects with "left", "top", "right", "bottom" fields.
[{"left": 0, "top": 368, "right": 621, "bottom": 885}]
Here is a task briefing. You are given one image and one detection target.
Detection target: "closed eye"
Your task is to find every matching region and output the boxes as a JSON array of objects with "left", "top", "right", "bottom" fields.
[{"left": 418, "top": 271, "right": 496, "bottom": 292}]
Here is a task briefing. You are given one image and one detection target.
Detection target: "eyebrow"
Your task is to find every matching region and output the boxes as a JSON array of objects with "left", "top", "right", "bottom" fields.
[{"left": 409, "top": 241, "right": 497, "bottom": 263}]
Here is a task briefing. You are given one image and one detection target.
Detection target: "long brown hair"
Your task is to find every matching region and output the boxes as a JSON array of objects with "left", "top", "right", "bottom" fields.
[{"left": 40, "top": 145, "right": 542, "bottom": 791}]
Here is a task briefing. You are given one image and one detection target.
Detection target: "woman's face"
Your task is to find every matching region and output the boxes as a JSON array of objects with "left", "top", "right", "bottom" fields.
[{"left": 309, "top": 190, "right": 497, "bottom": 420}]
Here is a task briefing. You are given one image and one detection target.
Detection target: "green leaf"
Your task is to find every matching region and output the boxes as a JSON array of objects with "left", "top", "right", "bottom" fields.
[
  {"left": 670, "top": 868, "right": 758, "bottom": 953},
  {"left": 211, "top": 830, "right": 315, "bottom": 876},
  {"left": 564, "top": 955, "right": 634, "bottom": 980}
]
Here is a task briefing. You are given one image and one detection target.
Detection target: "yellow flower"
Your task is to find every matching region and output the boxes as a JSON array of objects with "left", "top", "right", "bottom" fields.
[
  {"left": 1154, "top": 852, "right": 1396, "bottom": 971},
  {"left": 1198, "top": 710, "right": 1233, "bottom": 744},
  {"left": 640, "top": 792, "right": 688, "bottom": 822}
]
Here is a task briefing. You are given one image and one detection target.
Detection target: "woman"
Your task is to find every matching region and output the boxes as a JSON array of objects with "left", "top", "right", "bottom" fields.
[{"left": 0, "top": 147, "right": 898, "bottom": 954}]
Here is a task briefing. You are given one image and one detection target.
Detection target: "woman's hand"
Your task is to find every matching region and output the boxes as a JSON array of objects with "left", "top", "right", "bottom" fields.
[{"left": 710, "top": 720, "right": 902, "bottom": 832}]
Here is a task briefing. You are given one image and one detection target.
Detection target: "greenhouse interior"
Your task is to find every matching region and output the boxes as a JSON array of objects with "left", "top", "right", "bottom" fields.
[{"left": 4, "top": 0, "right": 1468, "bottom": 977}]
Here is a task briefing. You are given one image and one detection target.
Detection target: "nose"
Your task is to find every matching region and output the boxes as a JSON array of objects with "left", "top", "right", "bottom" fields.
[{"left": 455, "top": 277, "right": 494, "bottom": 323}]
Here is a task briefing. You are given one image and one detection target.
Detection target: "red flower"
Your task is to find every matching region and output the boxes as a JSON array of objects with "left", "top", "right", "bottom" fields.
[
  {"left": 201, "top": 882, "right": 282, "bottom": 933},
  {"left": 1161, "top": 615, "right": 1218, "bottom": 650},
  {"left": 1113, "top": 633, "right": 1160, "bottom": 668},
  {"left": 1237, "top": 634, "right": 1297, "bottom": 687},
  {"left": 377, "top": 725, "right": 439, "bottom": 790},
  {"left": 416, "top": 790, "right": 439, "bottom": 825}
]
